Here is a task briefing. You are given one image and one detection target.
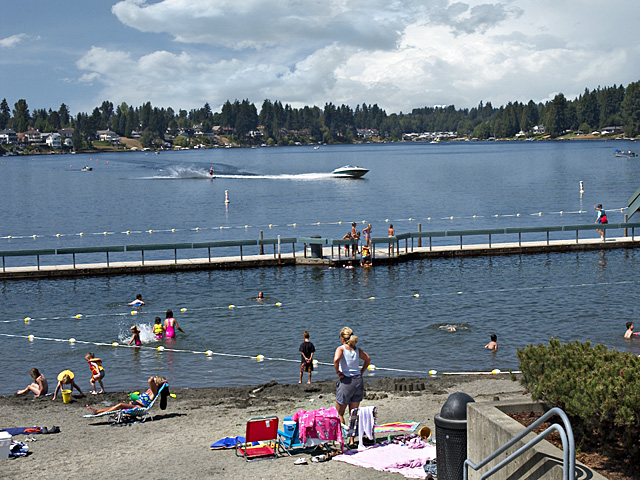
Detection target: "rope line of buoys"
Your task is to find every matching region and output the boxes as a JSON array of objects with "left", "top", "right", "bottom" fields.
[
  {"left": 3, "top": 279, "right": 637, "bottom": 325},
  {"left": 0, "top": 205, "right": 628, "bottom": 240},
  {"left": 0, "top": 333, "right": 518, "bottom": 377}
]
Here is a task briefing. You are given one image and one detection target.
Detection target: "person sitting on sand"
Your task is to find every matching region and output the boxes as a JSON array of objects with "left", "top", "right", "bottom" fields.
[
  {"left": 52, "top": 370, "right": 84, "bottom": 400},
  {"left": 17, "top": 368, "right": 48, "bottom": 397},
  {"left": 85, "top": 376, "right": 168, "bottom": 415},
  {"left": 485, "top": 334, "right": 498, "bottom": 351}
]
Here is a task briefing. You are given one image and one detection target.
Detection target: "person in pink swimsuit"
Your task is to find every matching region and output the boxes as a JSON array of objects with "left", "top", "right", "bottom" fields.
[{"left": 163, "top": 309, "right": 185, "bottom": 338}]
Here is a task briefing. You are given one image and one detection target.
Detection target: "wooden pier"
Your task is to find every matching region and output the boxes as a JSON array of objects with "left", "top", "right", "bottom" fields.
[{"left": 1, "top": 228, "right": 638, "bottom": 280}]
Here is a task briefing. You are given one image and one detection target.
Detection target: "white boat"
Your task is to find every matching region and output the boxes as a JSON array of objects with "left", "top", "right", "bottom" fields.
[
  {"left": 81, "top": 166, "right": 92, "bottom": 171},
  {"left": 332, "top": 165, "right": 369, "bottom": 178}
]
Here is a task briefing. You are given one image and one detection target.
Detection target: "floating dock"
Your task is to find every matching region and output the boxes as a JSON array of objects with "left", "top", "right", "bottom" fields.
[{"left": 1, "top": 234, "right": 638, "bottom": 280}]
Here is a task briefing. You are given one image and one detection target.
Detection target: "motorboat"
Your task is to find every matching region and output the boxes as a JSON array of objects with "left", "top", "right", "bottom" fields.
[
  {"left": 614, "top": 149, "right": 637, "bottom": 158},
  {"left": 331, "top": 165, "right": 368, "bottom": 178},
  {"left": 81, "top": 166, "right": 92, "bottom": 171}
]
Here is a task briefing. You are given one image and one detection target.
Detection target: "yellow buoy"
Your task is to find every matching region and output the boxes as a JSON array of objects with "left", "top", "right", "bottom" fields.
[
  {"left": 450, "top": 216, "right": 454, "bottom": 220},
  {"left": 79, "top": 232, "right": 83, "bottom": 236},
  {"left": 409, "top": 218, "right": 413, "bottom": 221},
  {"left": 180, "top": 308, "right": 187, "bottom": 312},
  {"left": 28, "top": 335, "right": 34, "bottom": 341},
  {"left": 369, "top": 296, "right": 375, "bottom": 300},
  {"left": 317, "top": 222, "right": 321, "bottom": 225},
  {"left": 196, "top": 227, "right": 200, "bottom": 231},
  {"left": 229, "top": 305, "right": 235, "bottom": 309},
  {"left": 516, "top": 213, "right": 521, "bottom": 217},
  {"left": 148, "top": 229, "right": 153, "bottom": 233},
  {"left": 457, "top": 291, "right": 462, "bottom": 295},
  {"left": 428, "top": 217, "right": 431, "bottom": 221},
  {"left": 130, "top": 310, "right": 137, "bottom": 316},
  {"left": 33, "top": 234, "right": 37, "bottom": 238},
  {"left": 126, "top": 230, "right": 131, "bottom": 234},
  {"left": 367, "top": 364, "right": 376, "bottom": 371},
  {"left": 338, "top": 221, "right": 342, "bottom": 225},
  {"left": 256, "top": 354, "right": 265, "bottom": 362},
  {"left": 269, "top": 224, "right": 273, "bottom": 228},
  {"left": 112, "top": 342, "right": 118, "bottom": 347},
  {"left": 103, "top": 231, "right": 108, "bottom": 235},
  {"left": 56, "top": 233, "right": 61, "bottom": 237},
  {"left": 293, "top": 223, "right": 297, "bottom": 227},
  {"left": 245, "top": 225, "right": 249, "bottom": 228},
  {"left": 492, "top": 369, "right": 501, "bottom": 375},
  {"left": 385, "top": 219, "right": 389, "bottom": 222},
  {"left": 75, "top": 314, "right": 82, "bottom": 319},
  {"left": 205, "top": 350, "right": 213, "bottom": 356},
  {"left": 24, "top": 317, "right": 31, "bottom": 323},
  {"left": 275, "top": 302, "right": 282, "bottom": 306},
  {"left": 157, "top": 346, "right": 165, "bottom": 351},
  {"left": 69, "top": 338, "right": 76, "bottom": 343},
  {"left": 171, "top": 228, "right": 176, "bottom": 232},
  {"left": 428, "top": 369, "right": 437, "bottom": 376}
]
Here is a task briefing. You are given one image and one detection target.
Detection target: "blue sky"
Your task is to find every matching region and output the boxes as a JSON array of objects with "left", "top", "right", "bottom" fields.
[{"left": 1, "top": 0, "right": 639, "bottom": 116}]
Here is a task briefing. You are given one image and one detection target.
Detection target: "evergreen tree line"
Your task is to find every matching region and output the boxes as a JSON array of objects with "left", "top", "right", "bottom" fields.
[{"left": 1, "top": 81, "right": 638, "bottom": 147}]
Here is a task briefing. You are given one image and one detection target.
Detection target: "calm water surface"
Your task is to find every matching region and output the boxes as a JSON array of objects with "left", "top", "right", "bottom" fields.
[{"left": 1, "top": 141, "right": 639, "bottom": 394}]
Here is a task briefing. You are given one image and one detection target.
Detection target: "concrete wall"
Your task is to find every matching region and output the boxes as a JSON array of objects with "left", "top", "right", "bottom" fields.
[{"left": 466, "top": 400, "right": 607, "bottom": 480}]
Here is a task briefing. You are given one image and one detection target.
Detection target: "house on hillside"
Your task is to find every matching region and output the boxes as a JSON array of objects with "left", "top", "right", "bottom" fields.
[
  {"left": 532, "top": 125, "right": 545, "bottom": 135},
  {"left": 17, "top": 129, "right": 42, "bottom": 144},
  {"left": 601, "top": 126, "right": 623, "bottom": 135},
  {"left": 96, "top": 129, "right": 121, "bottom": 144},
  {"left": 44, "top": 132, "right": 62, "bottom": 148},
  {"left": 0, "top": 129, "right": 17, "bottom": 144}
]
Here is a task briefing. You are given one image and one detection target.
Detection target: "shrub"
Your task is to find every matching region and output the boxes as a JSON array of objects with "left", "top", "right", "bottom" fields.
[{"left": 517, "top": 338, "right": 640, "bottom": 460}]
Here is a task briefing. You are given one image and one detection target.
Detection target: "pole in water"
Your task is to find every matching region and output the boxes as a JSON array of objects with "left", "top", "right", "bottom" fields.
[
  {"left": 225, "top": 190, "right": 230, "bottom": 204},
  {"left": 579, "top": 181, "right": 584, "bottom": 195}
]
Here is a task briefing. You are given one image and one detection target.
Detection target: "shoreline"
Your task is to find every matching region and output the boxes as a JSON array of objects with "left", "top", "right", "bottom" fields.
[{"left": 0, "top": 375, "right": 529, "bottom": 479}]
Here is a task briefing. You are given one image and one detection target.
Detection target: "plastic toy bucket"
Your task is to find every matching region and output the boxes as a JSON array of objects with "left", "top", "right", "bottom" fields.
[{"left": 62, "top": 389, "right": 72, "bottom": 403}]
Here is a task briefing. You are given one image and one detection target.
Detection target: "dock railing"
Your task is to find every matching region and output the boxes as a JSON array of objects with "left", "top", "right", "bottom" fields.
[{"left": 1, "top": 223, "right": 639, "bottom": 272}]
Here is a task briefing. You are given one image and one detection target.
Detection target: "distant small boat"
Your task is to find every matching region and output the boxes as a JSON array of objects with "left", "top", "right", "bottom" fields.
[
  {"left": 614, "top": 149, "right": 637, "bottom": 158},
  {"left": 314, "top": 145, "right": 320, "bottom": 150},
  {"left": 81, "top": 166, "right": 92, "bottom": 171},
  {"left": 332, "top": 165, "right": 369, "bottom": 178}
]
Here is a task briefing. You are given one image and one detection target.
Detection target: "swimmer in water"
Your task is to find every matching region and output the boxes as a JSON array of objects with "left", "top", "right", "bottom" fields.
[
  {"left": 485, "top": 334, "right": 498, "bottom": 351},
  {"left": 128, "top": 293, "right": 145, "bottom": 307},
  {"left": 129, "top": 325, "right": 142, "bottom": 346}
]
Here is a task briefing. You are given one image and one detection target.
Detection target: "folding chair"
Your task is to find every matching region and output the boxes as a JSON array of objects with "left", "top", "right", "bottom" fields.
[
  {"left": 236, "top": 416, "right": 284, "bottom": 461},
  {"left": 343, "top": 406, "right": 377, "bottom": 448},
  {"left": 83, "top": 383, "right": 170, "bottom": 424}
]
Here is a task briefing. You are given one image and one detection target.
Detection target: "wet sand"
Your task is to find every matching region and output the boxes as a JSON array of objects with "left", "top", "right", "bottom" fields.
[{"left": 0, "top": 375, "right": 529, "bottom": 480}]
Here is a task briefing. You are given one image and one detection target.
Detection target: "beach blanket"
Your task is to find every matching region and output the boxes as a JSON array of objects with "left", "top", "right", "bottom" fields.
[
  {"left": 374, "top": 422, "right": 420, "bottom": 434},
  {"left": 209, "top": 436, "right": 257, "bottom": 450},
  {"left": 334, "top": 442, "right": 436, "bottom": 479},
  {"left": 1, "top": 427, "right": 43, "bottom": 435}
]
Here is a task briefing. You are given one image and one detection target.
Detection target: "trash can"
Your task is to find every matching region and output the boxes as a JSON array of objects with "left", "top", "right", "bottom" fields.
[
  {"left": 434, "top": 392, "right": 475, "bottom": 480},
  {"left": 310, "top": 235, "right": 323, "bottom": 258}
]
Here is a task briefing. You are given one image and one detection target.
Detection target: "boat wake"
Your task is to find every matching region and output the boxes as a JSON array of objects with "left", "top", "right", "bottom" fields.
[{"left": 141, "top": 165, "right": 335, "bottom": 181}]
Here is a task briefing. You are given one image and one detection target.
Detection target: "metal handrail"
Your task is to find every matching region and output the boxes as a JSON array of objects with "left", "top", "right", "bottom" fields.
[{"left": 463, "top": 406, "right": 575, "bottom": 480}]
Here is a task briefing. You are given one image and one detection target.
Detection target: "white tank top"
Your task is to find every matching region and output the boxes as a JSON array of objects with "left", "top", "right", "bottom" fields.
[{"left": 339, "top": 345, "right": 360, "bottom": 377}]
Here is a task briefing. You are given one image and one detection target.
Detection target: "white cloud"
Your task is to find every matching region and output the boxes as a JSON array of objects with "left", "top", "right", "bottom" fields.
[
  {"left": 72, "top": 0, "right": 640, "bottom": 112},
  {"left": 0, "top": 33, "right": 28, "bottom": 48}
]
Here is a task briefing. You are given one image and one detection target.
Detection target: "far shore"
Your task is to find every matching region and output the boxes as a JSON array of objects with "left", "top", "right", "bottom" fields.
[{"left": 0, "top": 375, "right": 528, "bottom": 480}]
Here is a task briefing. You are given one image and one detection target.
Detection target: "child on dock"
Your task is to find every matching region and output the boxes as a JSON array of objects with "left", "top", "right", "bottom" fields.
[
  {"left": 299, "top": 331, "right": 316, "bottom": 384},
  {"left": 594, "top": 204, "right": 607, "bottom": 240},
  {"left": 84, "top": 353, "right": 106, "bottom": 394}
]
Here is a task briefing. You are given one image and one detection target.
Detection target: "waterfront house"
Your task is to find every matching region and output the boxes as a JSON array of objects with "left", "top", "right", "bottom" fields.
[
  {"left": 96, "top": 129, "right": 121, "bottom": 144},
  {"left": 0, "top": 129, "right": 17, "bottom": 144},
  {"left": 44, "top": 132, "right": 62, "bottom": 148}
]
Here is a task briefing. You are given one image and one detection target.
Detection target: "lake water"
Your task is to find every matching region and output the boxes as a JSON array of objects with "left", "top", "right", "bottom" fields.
[{"left": 1, "top": 140, "right": 639, "bottom": 395}]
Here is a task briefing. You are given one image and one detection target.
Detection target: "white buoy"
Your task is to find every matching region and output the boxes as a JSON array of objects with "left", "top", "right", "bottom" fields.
[
  {"left": 206, "top": 350, "right": 213, "bottom": 356},
  {"left": 225, "top": 190, "right": 230, "bottom": 204},
  {"left": 256, "top": 354, "right": 265, "bottom": 362}
]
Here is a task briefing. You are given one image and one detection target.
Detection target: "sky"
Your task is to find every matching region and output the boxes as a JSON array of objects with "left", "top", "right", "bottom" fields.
[{"left": 1, "top": 0, "right": 639, "bottom": 116}]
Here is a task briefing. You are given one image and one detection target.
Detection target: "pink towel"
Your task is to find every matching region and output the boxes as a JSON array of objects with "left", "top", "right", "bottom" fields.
[{"left": 334, "top": 442, "right": 436, "bottom": 479}]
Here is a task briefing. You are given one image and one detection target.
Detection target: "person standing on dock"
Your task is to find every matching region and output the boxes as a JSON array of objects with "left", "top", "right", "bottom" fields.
[
  {"left": 363, "top": 224, "right": 372, "bottom": 248},
  {"left": 388, "top": 224, "right": 395, "bottom": 255},
  {"left": 594, "top": 204, "right": 607, "bottom": 241}
]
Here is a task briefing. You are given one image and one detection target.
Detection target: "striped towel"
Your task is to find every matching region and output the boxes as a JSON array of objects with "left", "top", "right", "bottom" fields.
[{"left": 374, "top": 422, "right": 420, "bottom": 434}]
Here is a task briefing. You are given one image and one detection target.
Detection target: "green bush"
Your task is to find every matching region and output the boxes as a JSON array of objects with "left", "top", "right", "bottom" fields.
[{"left": 517, "top": 339, "right": 640, "bottom": 460}]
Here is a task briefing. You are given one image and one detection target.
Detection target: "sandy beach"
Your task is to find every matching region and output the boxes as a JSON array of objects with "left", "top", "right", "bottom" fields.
[{"left": 0, "top": 375, "right": 528, "bottom": 480}]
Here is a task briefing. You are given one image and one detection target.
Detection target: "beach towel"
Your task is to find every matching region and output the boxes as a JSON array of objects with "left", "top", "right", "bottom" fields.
[
  {"left": 358, "top": 406, "right": 376, "bottom": 449},
  {"left": 1, "top": 427, "right": 42, "bottom": 435},
  {"left": 374, "top": 422, "right": 420, "bottom": 434},
  {"left": 334, "top": 442, "right": 436, "bottom": 479},
  {"left": 209, "top": 436, "right": 257, "bottom": 450}
]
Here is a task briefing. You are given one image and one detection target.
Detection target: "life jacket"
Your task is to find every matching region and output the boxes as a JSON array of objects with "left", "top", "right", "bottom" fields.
[
  {"left": 87, "top": 358, "right": 104, "bottom": 375},
  {"left": 153, "top": 323, "right": 164, "bottom": 335}
]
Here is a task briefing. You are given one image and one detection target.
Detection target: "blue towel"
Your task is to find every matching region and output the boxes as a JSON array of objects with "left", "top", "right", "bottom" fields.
[
  {"left": 210, "top": 436, "right": 257, "bottom": 450},
  {"left": 1, "top": 427, "right": 42, "bottom": 435}
]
